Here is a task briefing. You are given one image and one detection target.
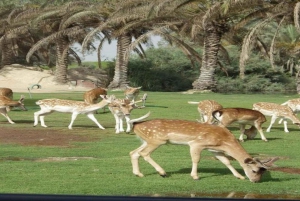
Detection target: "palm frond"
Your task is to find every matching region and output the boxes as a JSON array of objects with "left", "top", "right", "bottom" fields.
[{"left": 26, "top": 26, "right": 81, "bottom": 62}]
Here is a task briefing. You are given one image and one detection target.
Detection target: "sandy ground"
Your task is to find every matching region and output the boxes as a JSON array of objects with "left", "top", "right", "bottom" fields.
[{"left": 0, "top": 64, "right": 93, "bottom": 93}]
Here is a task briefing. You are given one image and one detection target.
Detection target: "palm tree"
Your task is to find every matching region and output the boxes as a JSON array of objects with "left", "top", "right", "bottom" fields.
[
  {"left": 82, "top": 0, "right": 165, "bottom": 89},
  {"left": 106, "top": 0, "right": 274, "bottom": 91},
  {"left": 26, "top": 1, "right": 93, "bottom": 84},
  {"left": 239, "top": 1, "right": 300, "bottom": 93}
]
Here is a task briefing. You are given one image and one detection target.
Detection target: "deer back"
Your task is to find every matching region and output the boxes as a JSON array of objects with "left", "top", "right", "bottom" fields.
[
  {"left": 0, "top": 88, "right": 13, "bottom": 100},
  {"left": 212, "top": 108, "right": 266, "bottom": 126},
  {"left": 133, "top": 119, "right": 238, "bottom": 145},
  {"left": 84, "top": 87, "right": 107, "bottom": 104}
]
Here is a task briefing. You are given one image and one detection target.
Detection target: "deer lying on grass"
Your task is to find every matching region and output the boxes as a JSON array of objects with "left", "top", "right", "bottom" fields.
[
  {"left": 188, "top": 100, "right": 223, "bottom": 124},
  {"left": 0, "top": 95, "right": 27, "bottom": 124},
  {"left": 128, "top": 115, "right": 278, "bottom": 182},
  {"left": 253, "top": 102, "right": 300, "bottom": 133},
  {"left": 0, "top": 87, "right": 13, "bottom": 100},
  {"left": 33, "top": 95, "right": 115, "bottom": 129},
  {"left": 108, "top": 98, "right": 143, "bottom": 133},
  {"left": 84, "top": 87, "right": 108, "bottom": 113},
  {"left": 212, "top": 108, "right": 267, "bottom": 142}
]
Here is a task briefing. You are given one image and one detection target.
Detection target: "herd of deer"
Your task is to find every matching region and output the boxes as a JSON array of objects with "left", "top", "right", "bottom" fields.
[{"left": 3, "top": 86, "right": 300, "bottom": 183}]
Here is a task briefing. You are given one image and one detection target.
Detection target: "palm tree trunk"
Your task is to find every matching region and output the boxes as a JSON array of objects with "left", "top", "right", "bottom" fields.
[
  {"left": 0, "top": 39, "right": 14, "bottom": 68},
  {"left": 108, "top": 34, "right": 131, "bottom": 89},
  {"left": 54, "top": 38, "right": 69, "bottom": 84},
  {"left": 192, "top": 23, "right": 221, "bottom": 91}
]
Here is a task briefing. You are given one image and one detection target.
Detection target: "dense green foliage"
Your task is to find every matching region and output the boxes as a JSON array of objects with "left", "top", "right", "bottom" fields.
[{"left": 1, "top": 91, "right": 300, "bottom": 199}]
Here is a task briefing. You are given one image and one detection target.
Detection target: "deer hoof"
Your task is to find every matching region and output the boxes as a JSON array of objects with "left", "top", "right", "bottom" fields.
[{"left": 191, "top": 175, "right": 199, "bottom": 180}]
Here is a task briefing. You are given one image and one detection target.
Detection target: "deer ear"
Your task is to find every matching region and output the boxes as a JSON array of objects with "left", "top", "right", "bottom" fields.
[{"left": 244, "top": 158, "right": 256, "bottom": 164}]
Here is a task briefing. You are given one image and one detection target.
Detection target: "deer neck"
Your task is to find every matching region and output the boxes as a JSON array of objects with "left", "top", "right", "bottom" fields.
[
  {"left": 87, "top": 99, "right": 108, "bottom": 110},
  {"left": 220, "top": 142, "right": 252, "bottom": 167}
]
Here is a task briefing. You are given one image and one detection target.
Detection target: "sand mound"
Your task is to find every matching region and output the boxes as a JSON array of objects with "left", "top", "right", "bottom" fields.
[{"left": 0, "top": 65, "right": 97, "bottom": 93}]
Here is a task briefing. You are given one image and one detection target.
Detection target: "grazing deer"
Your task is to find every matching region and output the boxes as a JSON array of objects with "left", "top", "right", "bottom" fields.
[
  {"left": 108, "top": 98, "right": 143, "bottom": 133},
  {"left": 0, "top": 95, "right": 27, "bottom": 124},
  {"left": 188, "top": 100, "right": 223, "bottom": 124},
  {"left": 212, "top": 108, "right": 267, "bottom": 142},
  {"left": 33, "top": 95, "right": 115, "bottom": 129},
  {"left": 253, "top": 102, "right": 300, "bottom": 133},
  {"left": 84, "top": 87, "right": 107, "bottom": 113},
  {"left": 0, "top": 88, "right": 13, "bottom": 100},
  {"left": 129, "top": 116, "right": 278, "bottom": 182}
]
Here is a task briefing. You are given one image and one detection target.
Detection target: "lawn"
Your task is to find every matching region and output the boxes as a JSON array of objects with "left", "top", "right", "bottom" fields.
[{"left": 1, "top": 91, "right": 300, "bottom": 199}]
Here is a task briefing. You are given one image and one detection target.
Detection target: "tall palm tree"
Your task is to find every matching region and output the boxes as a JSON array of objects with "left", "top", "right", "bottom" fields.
[
  {"left": 26, "top": 1, "right": 93, "bottom": 83},
  {"left": 82, "top": 0, "right": 162, "bottom": 89}
]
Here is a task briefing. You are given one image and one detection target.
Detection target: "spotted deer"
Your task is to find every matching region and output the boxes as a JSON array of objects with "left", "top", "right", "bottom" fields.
[
  {"left": 278, "top": 98, "right": 300, "bottom": 124},
  {"left": 33, "top": 95, "right": 115, "bottom": 129},
  {"left": 0, "top": 87, "right": 13, "bottom": 100},
  {"left": 128, "top": 115, "right": 278, "bottom": 182},
  {"left": 84, "top": 87, "right": 107, "bottom": 113},
  {"left": 253, "top": 102, "right": 300, "bottom": 133},
  {"left": 108, "top": 98, "right": 143, "bottom": 133},
  {"left": 212, "top": 108, "right": 267, "bottom": 142},
  {"left": 188, "top": 100, "right": 223, "bottom": 124},
  {"left": 0, "top": 95, "right": 27, "bottom": 124}
]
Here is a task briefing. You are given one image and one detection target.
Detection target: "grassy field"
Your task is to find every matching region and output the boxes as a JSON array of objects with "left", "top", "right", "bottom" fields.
[{"left": 1, "top": 91, "right": 300, "bottom": 199}]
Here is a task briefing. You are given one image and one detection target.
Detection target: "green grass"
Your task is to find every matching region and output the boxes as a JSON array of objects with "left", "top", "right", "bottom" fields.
[{"left": 1, "top": 91, "right": 300, "bottom": 199}]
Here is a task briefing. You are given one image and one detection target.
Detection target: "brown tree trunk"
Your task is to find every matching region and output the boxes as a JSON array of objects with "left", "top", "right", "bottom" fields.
[
  {"left": 54, "top": 38, "right": 69, "bottom": 84},
  {"left": 108, "top": 34, "right": 131, "bottom": 89},
  {"left": 192, "top": 23, "right": 222, "bottom": 91},
  {"left": 0, "top": 39, "right": 14, "bottom": 68}
]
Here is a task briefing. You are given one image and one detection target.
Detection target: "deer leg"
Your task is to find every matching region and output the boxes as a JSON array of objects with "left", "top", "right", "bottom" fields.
[
  {"left": 68, "top": 113, "right": 79, "bottom": 129},
  {"left": 266, "top": 115, "right": 277, "bottom": 132},
  {"left": 239, "top": 124, "right": 246, "bottom": 142},
  {"left": 283, "top": 119, "right": 289, "bottom": 133},
  {"left": 278, "top": 118, "right": 283, "bottom": 124},
  {"left": 125, "top": 115, "right": 131, "bottom": 133},
  {"left": 34, "top": 109, "right": 52, "bottom": 127},
  {"left": 40, "top": 111, "right": 54, "bottom": 127},
  {"left": 119, "top": 116, "right": 125, "bottom": 133},
  {"left": 254, "top": 122, "right": 267, "bottom": 141},
  {"left": 189, "top": 143, "right": 203, "bottom": 180},
  {"left": 130, "top": 141, "right": 148, "bottom": 177},
  {"left": 86, "top": 113, "right": 105, "bottom": 129},
  {"left": 214, "top": 152, "right": 245, "bottom": 180},
  {"left": 0, "top": 109, "right": 15, "bottom": 124},
  {"left": 139, "top": 142, "right": 166, "bottom": 177}
]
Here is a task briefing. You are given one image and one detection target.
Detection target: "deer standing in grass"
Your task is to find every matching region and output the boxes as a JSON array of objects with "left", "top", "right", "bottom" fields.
[
  {"left": 129, "top": 115, "right": 278, "bottom": 182},
  {"left": 278, "top": 98, "right": 300, "bottom": 124},
  {"left": 188, "top": 100, "right": 223, "bottom": 124},
  {"left": 0, "top": 95, "right": 27, "bottom": 124},
  {"left": 124, "top": 86, "right": 147, "bottom": 107},
  {"left": 212, "top": 108, "right": 267, "bottom": 142},
  {"left": 108, "top": 98, "right": 143, "bottom": 134},
  {"left": 33, "top": 95, "right": 115, "bottom": 129},
  {"left": 124, "top": 86, "right": 141, "bottom": 101},
  {"left": 253, "top": 102, "right": 300, "bottom": 133},
  {"left": 84, "top": 87, "right": 107, "bottom": 113}
]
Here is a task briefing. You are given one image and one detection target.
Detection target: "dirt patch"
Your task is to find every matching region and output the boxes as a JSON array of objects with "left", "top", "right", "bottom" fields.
[
  {"left": 0, "top": 127, "right": 99, "bottom": 147},
  {"left": 272, "top": 167, "right": 300, "bottom": 174}
]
